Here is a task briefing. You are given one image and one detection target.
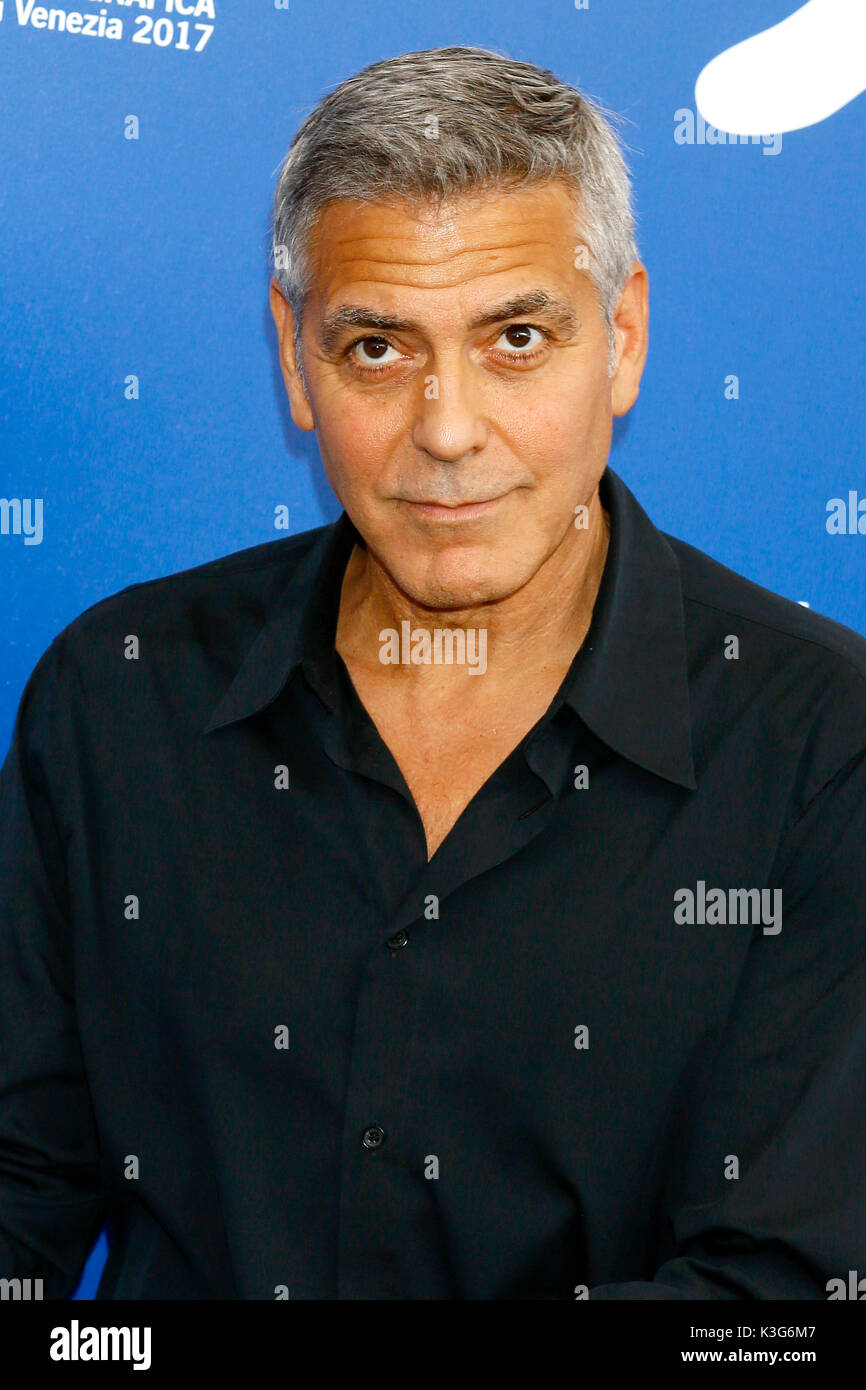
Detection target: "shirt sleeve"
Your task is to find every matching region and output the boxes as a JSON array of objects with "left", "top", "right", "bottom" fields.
[
  {"left": 0, "top": 636, "right": 106, "bottom": 1298},
  {"left": 590, "top": 740, "right": 866, "bottom": 1300}
]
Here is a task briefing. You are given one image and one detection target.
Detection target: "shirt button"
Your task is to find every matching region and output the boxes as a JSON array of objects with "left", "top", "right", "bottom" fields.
[
  {"left": 386, "top": 930, "right": 409, "bottom": 950},
  {"left": 362, "top": 1125, "right": 386, "bottom": 1150}
]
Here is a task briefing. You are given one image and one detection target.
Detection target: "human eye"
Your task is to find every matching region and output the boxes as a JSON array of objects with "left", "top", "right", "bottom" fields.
[
  {"left": 488, "top": 323, "right": 550, "bottom": 365},
  {"left": 345, "top": 335, "right": 405, "bottom": 375}
]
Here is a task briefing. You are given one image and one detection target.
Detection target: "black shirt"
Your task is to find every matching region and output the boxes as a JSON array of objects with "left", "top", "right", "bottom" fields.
[{"left": 2, "top": 464, "right": 866, "bottom": 1301}]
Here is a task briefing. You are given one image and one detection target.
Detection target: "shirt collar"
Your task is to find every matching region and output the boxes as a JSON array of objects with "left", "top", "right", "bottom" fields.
[
  {"left": 561, "top": 466, "right": 697, "bottom": 789},
  {"left": 202, "top": 465, "right": 697, "bottom": 791}
]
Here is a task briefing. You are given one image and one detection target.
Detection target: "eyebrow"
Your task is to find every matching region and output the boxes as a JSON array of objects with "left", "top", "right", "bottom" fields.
[{"left": 318, "top": 290, "right": 580, "bottom": 355}]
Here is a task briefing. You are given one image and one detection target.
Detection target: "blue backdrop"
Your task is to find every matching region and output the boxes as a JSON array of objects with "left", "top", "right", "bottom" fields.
[{"left": 0, "top": 0, "right": 863, "bottom": 1298}]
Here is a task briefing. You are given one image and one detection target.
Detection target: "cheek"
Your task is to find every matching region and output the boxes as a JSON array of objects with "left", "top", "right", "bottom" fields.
[
  {"left": 503, "top": 402, "right": 584, "bottom": 466},
  {"left": 505, "top": 375, "right": 607, "bottom": 456},
  {"left": 318, "top": 399, "right": 402, "bottom": 484}
]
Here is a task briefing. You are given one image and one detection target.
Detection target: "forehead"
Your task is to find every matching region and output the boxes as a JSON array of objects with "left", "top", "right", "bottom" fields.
[{"left": 304, "top": 180, "right": 584, "bottom": 303}]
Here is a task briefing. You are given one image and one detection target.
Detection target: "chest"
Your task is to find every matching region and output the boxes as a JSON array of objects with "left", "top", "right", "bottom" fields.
[{"left": 338, "top": 664, "right": 564, "bottom": 859}]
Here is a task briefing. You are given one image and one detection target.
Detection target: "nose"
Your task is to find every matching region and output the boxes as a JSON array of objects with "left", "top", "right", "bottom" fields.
[{"left": 410, "top": 355, "right": 489, "bottom": 463}]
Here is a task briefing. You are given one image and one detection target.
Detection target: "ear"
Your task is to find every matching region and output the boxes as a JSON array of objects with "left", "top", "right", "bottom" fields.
[
  {"left": 269, "top": 278, "right": 315, "bottom": 432},
  {"left": 610, "top": 261, "right": 649, "bottom": 417}
]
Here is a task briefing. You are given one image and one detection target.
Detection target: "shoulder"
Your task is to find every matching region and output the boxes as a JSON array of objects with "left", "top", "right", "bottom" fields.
[
  {"left": 670, "top": 532, "right": 866, "bottom": 682},
  {"left": 19, "top": 523, "right": 332, "bottom": 722},
  {"left": 667, "top": 531, "right": 866, "bottom": 813},
  {"left": 58, "top": 525, "right": 329, "bottom": 650}
]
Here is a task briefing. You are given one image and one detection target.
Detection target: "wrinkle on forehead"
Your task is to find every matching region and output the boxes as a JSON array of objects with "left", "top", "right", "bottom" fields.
[{"left": 306, "top": 182, "right": 582, "bottom": 289}]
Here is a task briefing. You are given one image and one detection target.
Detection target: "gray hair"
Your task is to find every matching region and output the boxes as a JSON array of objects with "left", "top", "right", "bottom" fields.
[{"left": 270, "top": 45, "right": 639, "bottom": 382}]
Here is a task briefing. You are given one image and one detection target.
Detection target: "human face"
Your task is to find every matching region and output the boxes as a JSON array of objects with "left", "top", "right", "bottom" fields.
[{"left": 270, "top": 179, "right": 647, "bottom": 611}]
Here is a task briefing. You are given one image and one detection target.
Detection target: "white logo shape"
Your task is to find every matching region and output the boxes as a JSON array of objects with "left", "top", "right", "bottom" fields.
[{"left": 696, "top": 0, "right": 866, "bottom": 135}]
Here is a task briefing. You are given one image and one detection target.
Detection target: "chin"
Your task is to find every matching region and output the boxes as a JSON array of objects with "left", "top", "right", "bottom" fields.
[{"left": 401, "top": 563, "right": 517, "bottom": 612}]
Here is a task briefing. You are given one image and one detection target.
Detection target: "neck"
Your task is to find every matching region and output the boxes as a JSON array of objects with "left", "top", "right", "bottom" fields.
[{"left": 336, "top": 491, "right": 610, "bottom": 696}]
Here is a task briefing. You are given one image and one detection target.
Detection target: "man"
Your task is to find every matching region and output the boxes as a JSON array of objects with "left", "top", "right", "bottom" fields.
[{"left": 1, "top": 46, "right": 865, "bottom": 1301}]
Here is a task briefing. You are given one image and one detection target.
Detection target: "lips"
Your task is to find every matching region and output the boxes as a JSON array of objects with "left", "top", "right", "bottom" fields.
[
  {"left": 399, "top": 494, "right": 509, "bottom": 520},
  {"left": 410, "top": 499, "right": 498, "bottom": 508}
]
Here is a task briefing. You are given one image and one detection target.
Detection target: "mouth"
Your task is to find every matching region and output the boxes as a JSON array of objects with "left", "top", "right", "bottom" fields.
[{"left": 398, "top": 494, "right": 509, "bottom": 522}]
